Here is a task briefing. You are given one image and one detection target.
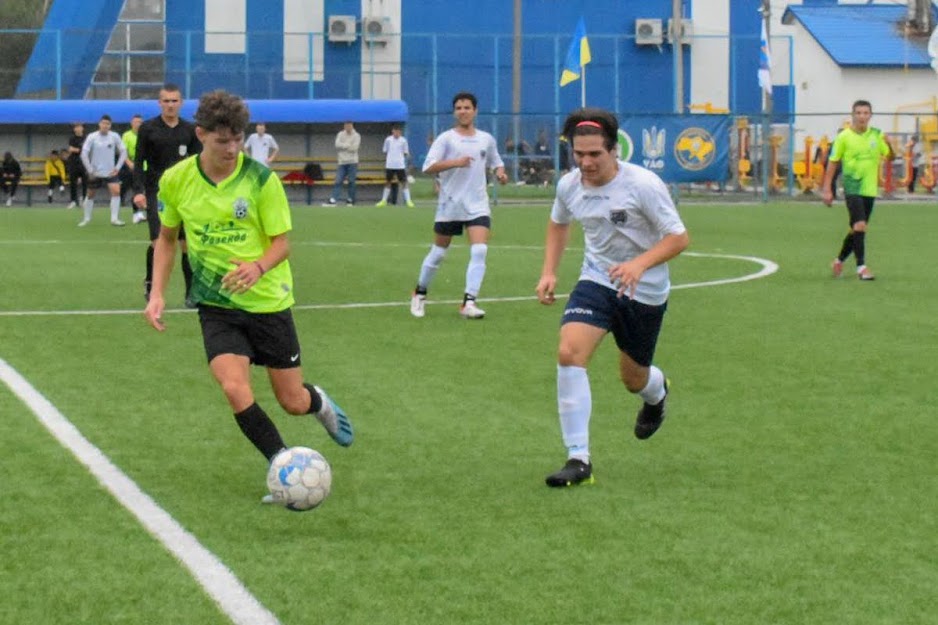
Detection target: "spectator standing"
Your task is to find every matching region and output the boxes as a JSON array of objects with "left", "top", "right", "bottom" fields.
[
  {"left": 376, "top": 124, "right": 414, "bottom": 207},
  {"left": 44, "top": 149, "right": 67, "bottom": 203},
  {"left": 1, "top": 152, "right": 22, "bottom": 206},
  {"left": 907, "top": 135, "right": 924, "bottom": 193},
  {"left": 325, "top": 122, "right": 360, "bottom": 206},
  {"left": 65, "top": 123, "right": 88, "bottom": 209},
  {"left": 79, "top": 114, "right": 128, "bottom": 227},
  {"left": 243, "top": 122, "right": 280, "bottom": 166}
]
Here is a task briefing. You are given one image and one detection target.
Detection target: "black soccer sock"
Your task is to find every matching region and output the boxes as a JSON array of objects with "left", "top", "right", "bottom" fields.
[
  {"left": 852, "top": 231, "right": 866, "bottom": 267},
  {"left": 234, "top": 403, "right": 286, "bottom": 461},
  {"left": 462, "top": 293, "right": 476, "bottom": 305},
  {"left": 181, "top": 253, "right": 193, "bottom": 297},
  {"left": 415, "top": 285, "right": 427, "bottom": 296},
  {"left": 837, "top": 232, "right": 854, "bottom": 262},
  {"left": 303, "top": 383, "right": 323, "bottom": 414},
  {"left": 145, "top": 245, "right": 154, "bottom": 284}
]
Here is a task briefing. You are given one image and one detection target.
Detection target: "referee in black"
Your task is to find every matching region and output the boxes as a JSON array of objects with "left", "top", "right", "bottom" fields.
[{"left": 133, "top": 83, "right": 202, "bottom": 303}]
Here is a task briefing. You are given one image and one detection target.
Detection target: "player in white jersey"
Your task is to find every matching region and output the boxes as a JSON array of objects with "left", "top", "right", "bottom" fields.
[
  {"left": 535, "top": 108, "right": 690, "bottom": 487},
  {"left": 243, "top": 122, "right": 279, "bottom": 166},
  {"left": 376, "top": 125, "right": 414, "bottom": 207},
  {"left": 409, "top": 92, "right": 508, "bottom": 319},
  {"left": 78, "top": 114, "right": 128, "bottom": 227}
]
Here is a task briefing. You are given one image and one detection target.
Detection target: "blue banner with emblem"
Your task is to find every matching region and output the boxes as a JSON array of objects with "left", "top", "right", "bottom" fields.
[{"left": 615, "top": 115, "right": 731, "bottom": 183}]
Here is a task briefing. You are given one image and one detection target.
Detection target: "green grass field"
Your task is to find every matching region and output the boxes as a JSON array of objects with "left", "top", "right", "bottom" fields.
[{"left": 2, "top": 198, "right": 937, "bottom": 625}]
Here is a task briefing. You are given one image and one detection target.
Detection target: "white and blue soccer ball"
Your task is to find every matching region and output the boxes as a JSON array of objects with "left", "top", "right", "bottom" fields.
[{"left": 266, "top": 446, "right": 332, "bottom": 511}]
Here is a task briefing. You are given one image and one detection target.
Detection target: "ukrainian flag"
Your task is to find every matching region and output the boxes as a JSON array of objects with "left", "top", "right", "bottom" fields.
[{"left": 559, "top": 17, "right": 592, "bottom": 87}]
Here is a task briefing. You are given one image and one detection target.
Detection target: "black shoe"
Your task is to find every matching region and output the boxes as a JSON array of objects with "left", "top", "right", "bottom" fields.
[
  {"left": 635, "top": 378, "right": 669, "bottom": 440},
  {"left": 545, "top": 458, "right": 594, "bottom": 488}
]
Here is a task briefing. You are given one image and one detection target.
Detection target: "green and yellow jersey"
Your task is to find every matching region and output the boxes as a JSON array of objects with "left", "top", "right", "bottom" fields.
[
  {"left": 830, "top": 127, "right": 891, "bottom": 197},
  {"left": 122, "top": 129, "right": 138, "bottom": 162},
  {"left": 158, "top": 152, "right": 294, "bottom": 313}
]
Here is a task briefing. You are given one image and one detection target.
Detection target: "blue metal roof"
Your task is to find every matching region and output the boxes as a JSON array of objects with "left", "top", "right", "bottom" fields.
[
  {"left": 0, "top": 99, "right": 408, "bottom": 125},
  {"left": 782, "top": 4, "right": 933, "bottom": 68}
]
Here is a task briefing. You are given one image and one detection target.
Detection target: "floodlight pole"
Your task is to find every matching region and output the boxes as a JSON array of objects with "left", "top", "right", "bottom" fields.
[{"left": 512, "top": 0, "right": 522, "bottom": 144}]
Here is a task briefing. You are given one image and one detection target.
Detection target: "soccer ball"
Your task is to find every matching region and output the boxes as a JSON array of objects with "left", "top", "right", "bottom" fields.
[{"left": 266, "top": 446, "right": 332, "bottom": 511}]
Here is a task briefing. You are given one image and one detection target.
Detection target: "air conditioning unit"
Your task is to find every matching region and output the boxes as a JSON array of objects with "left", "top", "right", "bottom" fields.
[
  {"left": 327, "top": 15, "right": 356, "bottom": 43},
  {"left": 362, "top": 16, "right": 392, "bottom": 45},
  {"left": 635, "top": 18, "right": 664, "bottom": 45},
  {"left": 667, "top": 18, "right": 694, "bottom": 45}
]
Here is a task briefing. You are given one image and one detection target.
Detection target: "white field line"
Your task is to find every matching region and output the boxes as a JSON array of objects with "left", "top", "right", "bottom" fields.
[
  {"left": 0, "top": 250, "right": 778, "bottom": 318},
  {"left": 0, "top": 358, "right": 281, "bottom": 625}
]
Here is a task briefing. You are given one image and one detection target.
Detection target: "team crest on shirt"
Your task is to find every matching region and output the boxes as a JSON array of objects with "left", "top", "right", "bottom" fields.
[
  {"left": 233, "top": 198, "right": 249, "bottom": 219},
  {"left": 179, "top": 145, "right": 188, "bottom": 156},
  {"left": 610, "top": 209, "right": 627, "bottom": 225}
]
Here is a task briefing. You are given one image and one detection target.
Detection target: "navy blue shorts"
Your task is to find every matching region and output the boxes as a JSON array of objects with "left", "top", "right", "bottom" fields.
[
  {"left": 198, "top": 305, "right": 301, "bottom": 369},
  {"left": 561, "top": 280, "right": 667, "bottom": 367},
  {"left": 434, "top": 215, "right": 491, "bottom": 236}
]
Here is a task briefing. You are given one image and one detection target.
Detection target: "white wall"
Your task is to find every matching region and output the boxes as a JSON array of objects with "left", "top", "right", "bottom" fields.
[{"left": 689, "top": 0, "right": 730, "bottom": 110}]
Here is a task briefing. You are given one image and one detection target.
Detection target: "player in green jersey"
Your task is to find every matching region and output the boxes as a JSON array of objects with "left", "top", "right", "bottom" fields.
[
  {"left": 143, "top": 90, "right": 353, "bottom": 502},
  {"left": 821, "top": 100, "right": 894, "bottom": 281}
]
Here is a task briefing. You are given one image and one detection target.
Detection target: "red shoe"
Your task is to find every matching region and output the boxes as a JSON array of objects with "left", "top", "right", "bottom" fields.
[
  {"left": 831, "top": 259, "right": 843, "bottom": 278},
  {"left": 857, "top": 266, "right": 875, "bottom": 281}
]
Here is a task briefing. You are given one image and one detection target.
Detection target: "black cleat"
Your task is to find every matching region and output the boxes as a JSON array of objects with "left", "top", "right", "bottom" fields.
[
  {"left": 635, "top": 378, "right": 669, "bottom": 440},
  {"left": 545, "top": 458, "right": 594, "bottom": 488}
]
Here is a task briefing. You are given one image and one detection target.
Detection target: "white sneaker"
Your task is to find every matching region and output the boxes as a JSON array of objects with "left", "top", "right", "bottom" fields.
[
  {"left": 66, "top": 201, "right": 77, "bottom": 209},
  {"left": 459, "top": 300, "right": 486, "bottom": 319},
  {"left": 77, "top": 219, "right": 90, "bottom": 227},
  {"left": 111, "top": 219, "right": 126, "bottom": 226},
  {"left": 5, "top": 197, "right": 12, "bottom": 207},
  {"left": 410, "top": 292, "right": 426, "bottom": 318},
  {"left": 132, "top": 210, "right": 147, "bottom": 224}
]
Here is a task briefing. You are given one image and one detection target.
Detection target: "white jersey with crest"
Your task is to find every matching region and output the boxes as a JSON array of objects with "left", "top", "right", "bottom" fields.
[
  {"left": 423, "top": 128, "right": 504, "bottom": 222},
  {"left": 551, "top": 160, "right": 686, "bottom": 306},
  {"left": 80, "top": 130, "right": 127, "bottom": 177}
]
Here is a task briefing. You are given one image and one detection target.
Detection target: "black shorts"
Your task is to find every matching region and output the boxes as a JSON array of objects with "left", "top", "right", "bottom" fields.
[
  {"left": 145, "top": 188, "right": 185, "bottom": 242},
  {"left": 197, "top": 305, "right": 302, "bottom": 369},
  {"left": 88, "top": 174, "right": 121, "bottom": 189},
  {"left": 385, "top": 168, "right": 407, "bottom": 183},
  {"left": 561, "top": 280, "right": 667, "bottom": 367},
  {"left": 845, "top": 195, "right": 874, "bottom": 226},
  {"left": 434, "top": 215, "right": 491, "bottom": 236}
]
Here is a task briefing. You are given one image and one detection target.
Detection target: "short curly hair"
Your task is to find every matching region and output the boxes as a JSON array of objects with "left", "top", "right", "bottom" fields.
[{"left": 193, "top": 90, "right": 250, "bottom": 134}]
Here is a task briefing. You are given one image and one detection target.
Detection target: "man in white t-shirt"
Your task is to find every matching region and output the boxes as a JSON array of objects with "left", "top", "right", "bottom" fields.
[
  {"left": 376, "top": 125, "right": 413, "bottom": 207},
  {"left": 535, "top": 108, "right": 689, "bottom": 488},
  {"left": 409, "top": 92, "right": 508, "bottom": 320},
  {"left": 79, "top": 114, "right": 128, "bottom": 227},
  {"left": 243, "top": 122, "right": 279, "bottom": 166}
]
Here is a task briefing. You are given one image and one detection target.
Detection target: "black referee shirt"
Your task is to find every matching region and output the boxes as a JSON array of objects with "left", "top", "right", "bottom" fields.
[{"left": 132, "top": 115, "right": 201, "bottom": 195}]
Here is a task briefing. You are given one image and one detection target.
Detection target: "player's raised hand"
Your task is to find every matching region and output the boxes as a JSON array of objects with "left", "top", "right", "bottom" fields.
[{"left": 222, "top": 258, "right": 264, "bottom": 294}]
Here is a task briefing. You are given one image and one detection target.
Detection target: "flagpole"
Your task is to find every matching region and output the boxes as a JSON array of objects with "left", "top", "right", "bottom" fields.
[
  {"left": 761, "top": 0, "right": 773, "bottom": 202},
  {"left": 581, "top": 65, "right": 586, "bottom": 107}
]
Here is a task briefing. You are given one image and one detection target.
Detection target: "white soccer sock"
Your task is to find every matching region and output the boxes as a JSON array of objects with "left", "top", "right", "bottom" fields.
[
  {"left": 464, "top": 243, "right": 488, "bottom": 297},
  {"left": 83, "top": 198, "right": 94, "bottom": 222},
  {"left": 638, "top": 365, "right": 666, "bottom": 405},
  {"left": 110, "top": 196, "right": 120, "bottom": 221},
  {"left": 403, "top": 188, "right": 412, "bottom": 202},
  {"left": 557, "top": 365, "right": 591, "bottom": 462},
  {"left": 381, "top": 187, "right": 390, "bottom": 202},
  {"left": 417, "top": 244, "right": 448, "bottom": 290}
]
